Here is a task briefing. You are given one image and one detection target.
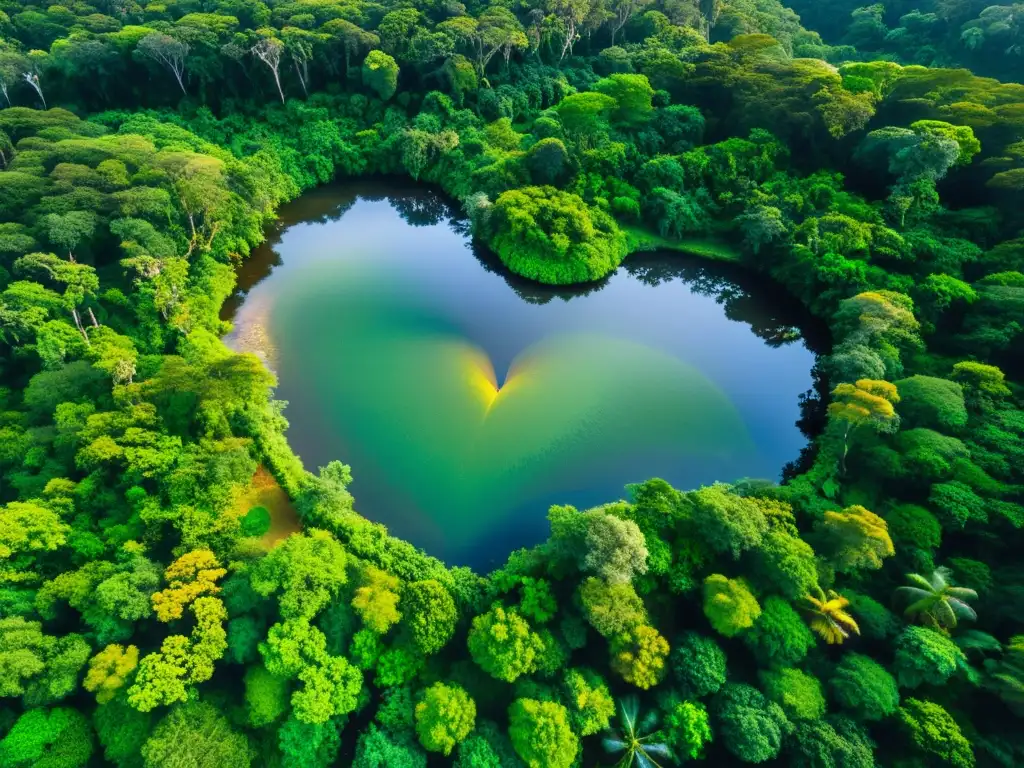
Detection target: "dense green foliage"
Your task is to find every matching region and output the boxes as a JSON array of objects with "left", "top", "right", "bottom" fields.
[{"left": 0, "top": 0, "right": 1023, "bottom": 763}]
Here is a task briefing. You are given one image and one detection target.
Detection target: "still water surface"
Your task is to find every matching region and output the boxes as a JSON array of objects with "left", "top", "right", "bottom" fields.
[{"left": 225, "top": 183, "right": 820, "bottom": 569}]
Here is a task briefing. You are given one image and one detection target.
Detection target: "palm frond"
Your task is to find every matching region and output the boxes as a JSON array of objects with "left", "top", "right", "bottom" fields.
[
  {"left": 932, "top": 566, "right": 954, "bottom": 589},
  {"left": 933, "top": 599, "right": 957, "bottom": 628},
  {"left": 620, "top": 696, "right": 639, "bottom": 736},
  {"left": 904, "top": 595, "right": 937, "bottom": 614},
  {"left": 948, "top": 587, "right": 979, "bottom": 600},
  {"left": 904, "top": 573, "right": 934, "bottom": 590},
  {"left": 949, "top": 598, "right": 978, "bottom": 621},
  {"left": 835, "top": 611, "right": 860, "bottom": 636},
  {"left": 638, "top": 708, "right": 660, "bottom": 736},
  {"left": 644, "top": 742, "right": 674, "bottom": 759},
  {"left": 603, "top": 737, "right": 628, "bottom": 754},
  {"left": 895, "top": 586, "right": 933, "bottom": 602}
]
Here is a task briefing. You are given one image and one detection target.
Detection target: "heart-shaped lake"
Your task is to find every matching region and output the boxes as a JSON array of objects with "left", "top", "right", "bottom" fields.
[{"left": 224, "top": 183, "right": 821, "bottom": 569}]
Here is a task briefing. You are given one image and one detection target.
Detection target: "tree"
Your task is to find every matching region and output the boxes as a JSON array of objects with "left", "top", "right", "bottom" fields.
[
  {"left": 353, "top": 723, "right": 426, "bottom": 768},
  {"left": 240, "top": 506, "right": 272, "bottom": 538},
  {"left": 468, "top": 604, "right": 544, "bottom": 682},
  {"left": 41, "top": 212, "right": 96, "bottom": 261},
  {"left": 324, "top": 20, "right": 380, "bottom": 75},
  {"left": 519, "top": 577, "right": 557, "bottom": 624},
  {"left": 752, "top": 529, "right": 819, "bottom": 601},
  {"left": 562, "top": 668, "right": 614, "bottom": 735},
  {"left": 509, "top": 698, "right": 578, "bottom": 768},
  {"left": 244, "top": 665, "right": 289, "bottom": 727},
  {"left": 986, "top": 635, "right": 1024, "bottom": 714},
  {"left": 580, "top": 577, "right": 647, "bottom": 637},
  {"left": 483, "top": 186, "right": 628, "bottom": 284},
  {"left": 545, "top": 0, "right": 594, "bottom": 62},
  {"left": 895, "top": 375, "right": 968, "bottom": 432},
  {"left": 282, "top": 27, "right": 320, "bottom": 98},
  {"left": 690, "top": 484, "right": 768, "bottom": 559},
  {"left": 363, "top": 50, "right": 399, "bottom": 101},
  {"left": 895, "top": 567, "right": 978, "bottom": 630},
  {"left": 738, "top": 205, "right": 788, "bottom": 253},
  {"left": 611, "top": 624, "right": 669, "bottom": 689},
  {"left": 0, "top": 501, "right": 68, "bottom": 560},
  {"left": 464, "top": 8, "right": 528, "bottom": 74},
  {"left": 671, "top": 632, "right": 727, "bottom": 698},
  {"left": 155, "top": 152, "right": 229, "bottom": 255},
  {"left": 13, "top": 252, "right": 99, "bottom": 343},
  {"left": 141, "top": 701, "right": 251, "bottom": 768},
  {"left": 702, "top": 575, "right": 760, "bottom": 637},
  {"left": 787, "top": 717, "right": 875, "bottom": 768},
  {"left": 414, "top": 682, "right": 476, "bottom": 756},
  {"left": 0, "top": 618, "right": 88, "bottom": 706},
  {"left": 951, "top": 361, "right": 1011, "bottom": 409},
  {"left": 279, "top": 716, "right": 343, "bottom": 768},
  {"left": 830, "top": 654, "right": 899, "bottom": 721},
  {"left": 607, "top": 0, "right": 653, "bottom": 44},
  {"left": 760, "top": 668, "right": 825, "bottom": 721},
  {"left": 744, "top": 596, "right": 816, "bottom": 668},
  {"left": 580, "top": 511, "right": 649, "bottom": 584},
  {"left": 898, "top": 699, "right": 974, "bottom": 768},
  {"left": 352, "top": 567, "right": 401, "bottom": 634},
  {"left": 803, "top": 587, "right": 859, "bottom": 645},
  {"left": 93, "top": 696, "right": 153, "bottom": 768},
  {"left": 526, "top": 138, "right": 571, "bottom": 186},
  {"left": 910, "top": 120, "right": 981, "bottom": 165},
  {"left": 594, "top": 74, "right": 655, "bottom": 125},
  {"left": 814, "top": 505, "right": 894, "bottom": 573},
  {"left": 0, "top": 707, "right": 93, "bottom": 768},
  {"left": 401, "top": 580, "right": 456, "bottom": 655},
  {"left": 251, "top": 35, "right": 286, "bottom": 104},
  {"left": 663, "top": 699, "right": 711, "bottom": 761},
  {"left": 556, "top": 92, "right": 616, "bottom": 146},
  {"left": 127, "top": 635, "right": 192, "bottom": 712},
  {"left": 454, "top": 721, "right": 519, "bottom": 768},
  {"left": 602, "top": 696, "right": 672, "bottom": 767},
  {"left": 713, "top": 683, "right": 790, "bottom": 763},
  {"left": 151, "top": 549, "right": 225, "bottom": 622},
  {"left": 137, "top": 33, "right": 190, "bottom": 95},
  {"left": 84, "top": 644, "right": 139, "bottom": 704},
  {"left": 858, "top": 125, "right": 960, "bottom": 183},
  {"left": 828, "top": 379, "right": 900, "bottom": 474},
  {"left": 893, "top": 627, "right": 966, "bottom": 689},
  {"left": 250, "top": 530, "right": 347, "bottom": 620}
]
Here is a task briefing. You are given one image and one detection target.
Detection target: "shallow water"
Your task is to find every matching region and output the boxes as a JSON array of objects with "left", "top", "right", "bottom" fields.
[{"left": 224, "top": 182, "right": 821, "bottom": 569}]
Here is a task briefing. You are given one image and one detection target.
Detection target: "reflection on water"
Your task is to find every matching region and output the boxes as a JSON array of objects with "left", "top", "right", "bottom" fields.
[{"left": 224, "top": 182, "right": 824, "bottom": 569}]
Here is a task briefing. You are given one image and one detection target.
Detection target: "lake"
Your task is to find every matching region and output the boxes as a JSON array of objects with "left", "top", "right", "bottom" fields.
[{"left": 224, "top": 182, "right": 821, "bottom": 569}]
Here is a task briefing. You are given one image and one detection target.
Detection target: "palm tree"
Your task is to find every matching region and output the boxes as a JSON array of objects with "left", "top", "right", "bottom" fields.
[
  {"left": 895, "top": 567, "right": 978, "bottom": 630},
  {"left": 602, "top": 696, "right": 674, "bottom": 768},
  {"left": 804, "top": 586, "right": 860, "bottom": 644}
]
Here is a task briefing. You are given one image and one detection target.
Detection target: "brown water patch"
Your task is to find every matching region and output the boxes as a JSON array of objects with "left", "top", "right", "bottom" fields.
[{"left": 233, "top": 466, "right": 302, "bottom": 548}]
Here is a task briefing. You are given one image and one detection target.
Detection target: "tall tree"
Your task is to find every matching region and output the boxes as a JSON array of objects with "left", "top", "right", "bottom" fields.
[
  {"left": 251, "top": 35, "right": 286, "bottom": 104},
  {"left": 137, "top": 33, "right": 190, "bottom": 95},
  {"left": 895, "top": 567, "right": 978, "bottom": 630}
]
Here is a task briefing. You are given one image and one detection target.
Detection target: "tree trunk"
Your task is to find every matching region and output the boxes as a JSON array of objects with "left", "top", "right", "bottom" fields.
[
  {"left": 559, "top": 24, "right": 575, "bottom": 63},
  {"left": 71, "top": 308, "right": 90, "bottom": 346},
  {"left": 273, "top": 70, "right": 285, "bottom": 104},
  {"left": 294, "top": 61, "right": 308, "bottom": 97}
]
